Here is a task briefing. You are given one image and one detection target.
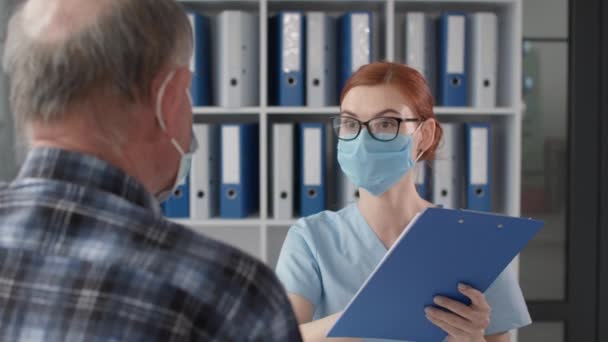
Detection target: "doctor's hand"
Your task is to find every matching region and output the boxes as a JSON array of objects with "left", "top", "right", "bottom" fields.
[{"left": 425, "top": 283, "right": 491, "bottom": 342}]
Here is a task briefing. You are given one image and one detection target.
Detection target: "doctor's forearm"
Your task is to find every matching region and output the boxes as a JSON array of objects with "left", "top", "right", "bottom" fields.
[{"left": 299, "top": 312, "right": 361, "bottom": 342}]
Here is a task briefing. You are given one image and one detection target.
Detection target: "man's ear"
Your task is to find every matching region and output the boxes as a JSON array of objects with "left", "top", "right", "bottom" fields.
[{"left": 152, "top": 67, "right": 192, "bottom": 134}]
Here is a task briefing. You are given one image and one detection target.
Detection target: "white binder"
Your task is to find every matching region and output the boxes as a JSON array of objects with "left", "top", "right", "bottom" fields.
[
  {"left": 465, "top": 123, "right": 492, "bottom": 211},
  {"left": 338, "top": 12, "right": 372, "bottom": 92},
  {"left": 299, "top": 124, "right": 326, "bottom": 216},
  {"left": 404, "top": 12, "right": 436, "bottom": 94},
  {"left": 190, "top": 124, "right": 218, "bottom": 219},
  {"left": 213, "top": 11, "right": 259, "bottom": 107},
  {"left": 468, "top": 12, "right": 498, "bottom": 107},
  {"left": 272, "top": 123, "right": 294, "bottom": 219},
  {"left": 432, "top": 123, "right": 464, "bottom": 209},
  {"left": 306, "top": 12, "right": 337, "bottom": 107},
  {"left": 337, "top": 170, "right": 359, "bottom": 207},
  {"left": 349, "top": 13, "right": 372, "bottom": 73}
]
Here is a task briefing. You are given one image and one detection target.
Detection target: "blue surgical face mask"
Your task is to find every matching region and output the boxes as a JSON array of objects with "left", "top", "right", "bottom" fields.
[
  {"left": 155, "top": 71, "right": 198, "bottom": 202},
  {"left": 337, "top": 128, "right": 421, "bottom": 197}
]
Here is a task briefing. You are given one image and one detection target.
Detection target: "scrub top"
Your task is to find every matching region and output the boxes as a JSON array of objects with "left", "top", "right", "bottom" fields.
[{"left": 275, "top": 204, "right": 532, "bottom": 342}]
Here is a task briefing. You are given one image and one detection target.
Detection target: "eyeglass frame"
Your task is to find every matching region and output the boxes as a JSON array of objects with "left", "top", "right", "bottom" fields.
[{"left": 330, "top": 114, "right": 425, "bottom": 142}]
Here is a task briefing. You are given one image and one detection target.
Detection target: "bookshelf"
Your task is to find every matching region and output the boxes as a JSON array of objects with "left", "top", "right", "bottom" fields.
[{"left": 178, "top": 0, "right": 523, "bottom": 292}]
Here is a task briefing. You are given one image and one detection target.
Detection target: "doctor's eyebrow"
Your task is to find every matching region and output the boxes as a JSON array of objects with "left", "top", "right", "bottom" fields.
[{"left": 339, "top": 109, "right": 404, "bottom": 119}]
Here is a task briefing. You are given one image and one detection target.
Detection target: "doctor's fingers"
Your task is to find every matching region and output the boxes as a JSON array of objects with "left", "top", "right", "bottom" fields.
[
  {"left": 425, "top": 307, "right": 485, "bottom": 334},
  {"left": 433, "top": 296, "right": 490, "bottom": 327},
  {"left": 459, "top": 284, "right": 492, "bottom": 312},
  {"left": 426, "top": 314, "right": 468, "bottom": 337}
]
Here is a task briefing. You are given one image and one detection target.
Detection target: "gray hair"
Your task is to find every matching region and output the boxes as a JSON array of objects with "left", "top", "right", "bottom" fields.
[{"left": 2, "top": 0, "right": 192, "bottom": 125}]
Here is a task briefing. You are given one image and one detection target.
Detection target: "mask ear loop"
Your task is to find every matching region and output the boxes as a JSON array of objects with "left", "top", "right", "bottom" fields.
[
  {"left": 156, "top": 70, "right": 175, "bottom": 132},
  {"left": 398, "top": 105, "right": 428, "bottom": 163},
  {"left": 412, "top": 120, "right": 427, "bottom": 163},
  {"left": 155, "top": 70, "right": 186, "bottom": 156},
  {"left": 408, "top": 121, "right": 427, "bottom": 191},
  {"left": 412, "top": 120, "right": 434, "bottom": 192},
  {"left": 397, "top": 105, "right": 434, "bottom": 188}
]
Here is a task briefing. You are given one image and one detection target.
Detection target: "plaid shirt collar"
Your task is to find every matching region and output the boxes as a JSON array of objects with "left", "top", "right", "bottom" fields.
[{"left": 16, "top": 147, "right": 161, "bottom": 216}]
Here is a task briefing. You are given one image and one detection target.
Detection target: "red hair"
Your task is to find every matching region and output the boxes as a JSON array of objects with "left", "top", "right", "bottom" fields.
[{"left": 340, "top": 61, "right": 443, "bottom": 161}]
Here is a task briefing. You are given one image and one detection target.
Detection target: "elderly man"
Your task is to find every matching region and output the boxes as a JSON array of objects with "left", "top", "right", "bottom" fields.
[{"left": 0, "top": 0, "right": 302, "bottom": 341}]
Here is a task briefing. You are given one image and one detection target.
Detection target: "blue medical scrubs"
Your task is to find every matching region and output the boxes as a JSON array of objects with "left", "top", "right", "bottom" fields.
[{"left": 276, "top": 204, "right": 532, "bottom": 342}]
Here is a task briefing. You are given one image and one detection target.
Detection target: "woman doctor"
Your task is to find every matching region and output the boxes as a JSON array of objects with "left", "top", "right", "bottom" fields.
[{"left": 275, "top": 62, "right": 531, "bottom": 342}]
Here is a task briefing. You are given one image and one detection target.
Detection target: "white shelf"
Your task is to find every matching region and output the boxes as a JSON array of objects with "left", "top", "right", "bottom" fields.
[
  {"left": 395, "top": 0, "right": 515, "bottom": 4},
  {"left": 181, "top": 1, "right": 260, "bottom": 7},
  {"left": 182, "top": 0, "right": 259, "bottom": 2},
  {"left": 174, "top": 218, "right": 298, "bottom": 227},
  {"left": 192, "top": 106, "right": 516, "bottom": 116},
  {"left": 266, "top": 107, "right": 341, "bottom": 115},
  {"left": 172, "top": 218, "right": 263, "bottom": 227},
  {"left": 269, "top": 0, "right": 387, "bottom": 3},
  {"left": 266, "top": 0, "right": 388, "bottom": 11},
  {"left": 193, "top": 107, "right": 260, "bottom": 115},
  {"left": 435, "top": 107, "right": 517, "bottom": 116},
  {"left": 267, "top": 219, "right": 298, "bottom": 227}
]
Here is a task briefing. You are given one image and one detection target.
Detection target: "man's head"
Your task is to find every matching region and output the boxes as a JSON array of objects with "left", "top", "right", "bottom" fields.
[{"left": 2, "top": 0, "right": 195, "bottom": 197}]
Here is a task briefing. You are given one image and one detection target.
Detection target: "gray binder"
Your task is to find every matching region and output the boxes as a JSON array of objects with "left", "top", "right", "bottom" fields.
[
  {"left": 432, "top": 123, "right": 464, "bottom": 209},
  {"left": 468, "top": 12, "right": 498, "bottom": 107},
  {"left": 190, "top": 124, "right": 218, "bottom": 219},
  {"left": 306, "top": 12, "right": 337, "bottom": 107},
  {"left": 213, "top": 11, "right": 259, "bottom": 107},
  {"left": 272, "top": 123, "right": 294, "bottom": 219},
  {"left": 404, "top": 12, "right": 436, "bottom": 95}
]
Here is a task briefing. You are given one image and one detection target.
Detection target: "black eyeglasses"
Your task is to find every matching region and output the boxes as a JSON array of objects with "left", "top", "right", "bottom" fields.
[{"left": 331, "top": 115, "right": 423, "bottom": 142}]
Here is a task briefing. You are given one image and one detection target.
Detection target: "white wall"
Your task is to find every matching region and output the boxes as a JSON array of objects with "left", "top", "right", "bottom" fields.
[
  {"left": 523, "top": 0, "right": 568, "bottom": 39},
  {"left": 518, "top": 0, "right": 569, "bottom": 341},
  {"left": 535, "top": 42, "right": 568, "bottom": 140}
]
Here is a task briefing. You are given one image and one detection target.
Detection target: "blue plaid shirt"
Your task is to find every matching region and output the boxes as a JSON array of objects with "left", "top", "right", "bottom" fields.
[{"left": 0, "top": 147, "right": 302, "bottom": 342}]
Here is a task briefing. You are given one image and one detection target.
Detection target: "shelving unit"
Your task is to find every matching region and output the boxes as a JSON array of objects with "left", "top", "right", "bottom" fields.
[{"left": 179, "top": 0, "right": 523, "bottom": 282}]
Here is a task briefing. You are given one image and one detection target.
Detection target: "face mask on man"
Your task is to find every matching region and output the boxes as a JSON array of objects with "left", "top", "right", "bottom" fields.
[
  {"left": 154, "top": 70, "right": 198, "bottom": 202},
  {"left": 337, "top": 124, "right": 423, "bottom": 197}
]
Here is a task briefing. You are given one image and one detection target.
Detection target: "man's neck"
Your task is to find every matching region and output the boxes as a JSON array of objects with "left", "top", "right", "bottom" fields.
[{"left": 29, "top": 121, "right": 157, "bottom": 194}]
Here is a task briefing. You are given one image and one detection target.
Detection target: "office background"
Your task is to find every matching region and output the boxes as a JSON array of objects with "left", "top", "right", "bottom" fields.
[{"left": 0, "top": 0, "right": 606, "bottom": 341}]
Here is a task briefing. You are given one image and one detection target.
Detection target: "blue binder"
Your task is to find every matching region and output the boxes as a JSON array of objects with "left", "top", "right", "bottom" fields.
[
  {"left": 269, "top": 12, "right": 305, "bottom": 106},
  {"left": 338, "top": 12, "right": 372, "bottom": 95},
  {"left": 162, "top": 176, "right": 190, "bottom": 218},
  {"left": 328, "top": 208, "right": 543, "bottom": 341},
  {"left": 299, "top": 123, "right": 326, "bottom": 216},
  {"left": 219, "top": 124, "right": 259, "bottom": 219},
  {"left": 466, "top": 123, "right": 491, "bottom": 211},
  {"left": 189, "top": 13, "right": 211, "bottom": 106},
  {"left": 438, "top": 13, "right": 468, "bottom": 106}
]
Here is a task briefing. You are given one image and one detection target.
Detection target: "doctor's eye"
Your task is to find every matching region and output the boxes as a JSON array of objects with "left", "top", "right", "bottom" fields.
[
  {"left": 332, "top": 116, "right": 361, "bottom": 140},
  {"left": 371, "top": 118, "right": 399, "bottom": 132},
  {"left": 341, "top": 118, "right": 356, "bottom": 126},
  {"left": 340, "top": 118, "right": 359, "bottom": 130}
]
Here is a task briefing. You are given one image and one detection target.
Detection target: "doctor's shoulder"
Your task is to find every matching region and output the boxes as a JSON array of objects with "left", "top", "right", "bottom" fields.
[{"left": 288, "top": 205, "right": 358, "bottom": 243}]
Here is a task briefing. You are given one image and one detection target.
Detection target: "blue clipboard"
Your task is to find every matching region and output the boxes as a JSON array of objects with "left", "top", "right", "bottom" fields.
[{"left": 327, "top": 208, "right": 543, "bottom": 342}]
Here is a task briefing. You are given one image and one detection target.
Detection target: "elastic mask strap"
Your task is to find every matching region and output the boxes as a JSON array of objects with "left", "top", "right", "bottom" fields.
[
  {"left": 171, "top": 139, "right": 186, "bottom": 156},
  {"left": 155, "top": 70, "right": 176, "bottom": 133},
  {"left": 155, "top": 70, "right": 186, "bottom": 157},
  {"left": 412, "top": 122, "right": 426, "bottom": 163}
]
